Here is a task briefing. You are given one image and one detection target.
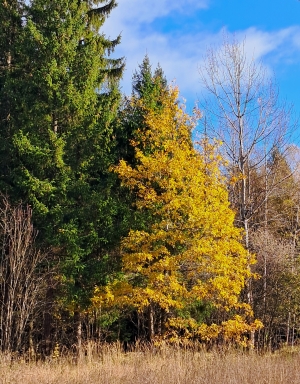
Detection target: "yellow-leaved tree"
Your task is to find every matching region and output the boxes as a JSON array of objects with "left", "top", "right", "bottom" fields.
[{"left": 93, "top": 86, "right": 262, "bottom": 345}]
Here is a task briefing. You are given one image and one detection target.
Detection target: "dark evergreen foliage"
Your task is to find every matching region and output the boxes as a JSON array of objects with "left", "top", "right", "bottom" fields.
[{"left": 0, "top": 0, "right": 124, "bottom": 352}]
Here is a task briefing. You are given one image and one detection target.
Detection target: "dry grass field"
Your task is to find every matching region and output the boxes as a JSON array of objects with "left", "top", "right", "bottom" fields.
[{"left": 1, "top": 343, "right": 300, "bottom": 384}]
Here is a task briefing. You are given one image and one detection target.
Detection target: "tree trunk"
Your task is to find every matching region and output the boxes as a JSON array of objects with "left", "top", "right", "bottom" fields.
[
  {"left": 148, "top": 302, "right": 155, "bottom": 342},
  {"left": 74, "top": 310, "right": 83, "bottom": 359},
  {"left": 43, "top": 287, "right": 54, "bottom": 357}
]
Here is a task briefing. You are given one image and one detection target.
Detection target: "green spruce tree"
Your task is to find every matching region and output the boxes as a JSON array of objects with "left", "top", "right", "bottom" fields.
[
  {"left": 0, "top": 0, "right": 124, "bottom": 349},
  {"left": 115, "top": 55, "right": 168, "bottom": 164}
]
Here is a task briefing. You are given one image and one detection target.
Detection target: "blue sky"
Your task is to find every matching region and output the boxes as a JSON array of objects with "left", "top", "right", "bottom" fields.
[{"left": 103, "top": 0, "right": 300, "bottom": 120}]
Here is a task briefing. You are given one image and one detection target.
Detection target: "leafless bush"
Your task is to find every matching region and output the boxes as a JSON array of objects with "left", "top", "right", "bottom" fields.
[
  {"left": 250, "top": 229, "right": 300, "bottom": 349},
  {"left": 0, "top": 196, "right": 47, "bottom": 353}
]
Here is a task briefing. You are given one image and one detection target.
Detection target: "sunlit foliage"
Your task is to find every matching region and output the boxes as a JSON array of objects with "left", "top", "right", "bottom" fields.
[{"left": 93, "top": 86, "right": 260, "bottom": 344}]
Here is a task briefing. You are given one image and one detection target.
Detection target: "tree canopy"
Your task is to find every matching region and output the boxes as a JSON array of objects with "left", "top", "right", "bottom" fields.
[
  {"left": 93, "top": 86, "right": 260, "bottom": 344},
  {"left": 1, "top": 4, "right": 298, "bottom": 353}
]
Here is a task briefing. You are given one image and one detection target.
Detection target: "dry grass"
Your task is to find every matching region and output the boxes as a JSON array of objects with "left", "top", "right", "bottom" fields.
[{"left": 1, "top": 343, "right": 300, "bottom": 384}]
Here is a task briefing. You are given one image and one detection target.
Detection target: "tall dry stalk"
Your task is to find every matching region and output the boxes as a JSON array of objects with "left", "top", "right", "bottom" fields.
[{"left": 1, "top": 343, "right": 300, "bottom": 384}]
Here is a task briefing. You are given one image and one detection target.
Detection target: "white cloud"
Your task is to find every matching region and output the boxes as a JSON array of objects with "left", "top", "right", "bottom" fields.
[
  {"left": 103, "top": 3, "right": 300, "bottom": 110},
  {"left": 237, "top": 27, "right": 300, "bottom": 61},
  {"left": 106, "top": 0, "right": 209, "bottom": 27},
  {"left": 103, "top": 0, "right": 210, "bottom": 103}
]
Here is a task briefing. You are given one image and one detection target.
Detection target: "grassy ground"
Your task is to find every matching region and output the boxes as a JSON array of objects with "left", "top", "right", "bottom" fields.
[{"left": 1, "top": 344, "right": 300, "bottom": 384}]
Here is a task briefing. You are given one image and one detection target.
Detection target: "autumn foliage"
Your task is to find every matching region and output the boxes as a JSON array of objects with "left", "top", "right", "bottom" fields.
[
  {"left": 2, "top": 1, "right": 300, "bottom": 356},
  {"left": 93, "top": 87, "right": 261, "bottom": 345}
]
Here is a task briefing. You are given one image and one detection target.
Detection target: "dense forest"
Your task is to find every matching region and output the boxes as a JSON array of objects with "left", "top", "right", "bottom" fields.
[{"left": 0, "top": 0, "right": 299, "bottom": 357}]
